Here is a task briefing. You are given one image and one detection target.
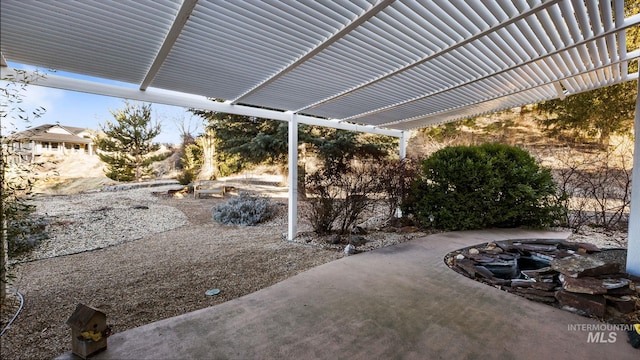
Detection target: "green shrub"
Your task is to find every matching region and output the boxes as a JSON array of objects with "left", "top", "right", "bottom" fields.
[
  {"left": 178, "top": 142, "right": 203, "bottom": 179},
  {"left": 8, "top": 215, "right": 48, "bottom": 258},
  {"left": 405, "top": 143, "right": 565, "bottom": 230},
  {"left": 212, "top": 192, "right": 276, "bottom": 226},
  {"left": 103, "top": 154, "right": 136, "bottom": 182},
  {"left": 142, "top": 150, "right": 173, "bottom": 165},
  {"left": 176, "top": 169, "right": 195, "bottom": 186}
]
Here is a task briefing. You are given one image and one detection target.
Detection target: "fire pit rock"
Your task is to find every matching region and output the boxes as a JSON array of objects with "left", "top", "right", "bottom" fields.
[{"left": 445, "top": 239, "right": 639, "bottom": 323}]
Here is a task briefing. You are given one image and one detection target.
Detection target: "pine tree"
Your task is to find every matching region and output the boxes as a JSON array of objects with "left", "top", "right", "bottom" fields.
[
  {"left": 96, "top": 102, "right": 161, "bottom": 182},
  {"left": 191, "top": 108, "right": 396, "bottom": 175},
  {"left": 536, "top": 81, "right": 637, "bottom": 146}
]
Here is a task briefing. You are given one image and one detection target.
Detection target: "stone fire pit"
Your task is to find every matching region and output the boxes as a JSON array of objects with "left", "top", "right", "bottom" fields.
[{"left": 445, "top": 239, "right": 640, "bottom": 324}]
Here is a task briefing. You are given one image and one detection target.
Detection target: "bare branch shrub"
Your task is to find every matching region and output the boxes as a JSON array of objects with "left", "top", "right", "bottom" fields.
[
  {"left": 374, "top": 158, "right": 420, "bottom": 221},
  {"left": 303, "top": 158, "right": 419, "bottom": 236},
  {"left": 2, "top": 69, "right": 49, "bottom": 304},
  {"left": 552, "top": 138, "right": 633, "bottom": 232},
  {"left": 304, "top": 162, "right": 375, "bottom": 235}
]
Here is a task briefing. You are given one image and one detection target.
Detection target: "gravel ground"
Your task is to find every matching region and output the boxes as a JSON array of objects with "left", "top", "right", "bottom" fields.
[
  {"left": 0, "top": 184, "right": 424, "bottom": 360},
  {"left": 12, "top": 187, "right": 189, "bottom": 263}
]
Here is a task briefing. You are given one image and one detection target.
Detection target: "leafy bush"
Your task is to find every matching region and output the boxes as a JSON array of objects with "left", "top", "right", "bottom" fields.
[
  {"left": 405, "top": 143, "right": 565, "bottom": 230},
  {"left": 176, "top": 169, "right": 195, "bottom": 186},
  {"left": 2, "top": 170, "right": 49, "bottom": 258},
  {"left": 212, "top": 192, "right": 276, "bottom": 226},
  {"left": 143, "top": 150, "right": 172, "bottom": 165}
]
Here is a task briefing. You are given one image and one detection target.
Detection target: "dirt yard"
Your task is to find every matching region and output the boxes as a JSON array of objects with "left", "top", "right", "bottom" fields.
[
  {"left": 0, "top": 179, "right": 428, "bottom": 360},
  {"left": 0, "top": 193, "right": 338, "bottom": 360}
]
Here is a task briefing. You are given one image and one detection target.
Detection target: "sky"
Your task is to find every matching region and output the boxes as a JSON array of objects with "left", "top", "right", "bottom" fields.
[{"left": 3, "top": 63, "right": 204, "bottom": 144}]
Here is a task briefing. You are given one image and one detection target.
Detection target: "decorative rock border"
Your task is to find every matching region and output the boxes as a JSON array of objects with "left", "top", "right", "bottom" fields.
[{"left": 445, "top": 239, "right": 639, "bottom": 324}]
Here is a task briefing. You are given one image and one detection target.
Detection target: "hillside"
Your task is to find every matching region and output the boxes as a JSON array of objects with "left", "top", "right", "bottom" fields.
[
  {"left": 29, "top": 153, "right": 110, "bottom": 194},
  {"left": 407, "top": 106, "right": 633, "bottom": 168},
  {"left": 30, "top": 146, "right": 181, "bottom": 195},
  {"left": 409, "top": 107, "right": 559, "bottom": 157}
]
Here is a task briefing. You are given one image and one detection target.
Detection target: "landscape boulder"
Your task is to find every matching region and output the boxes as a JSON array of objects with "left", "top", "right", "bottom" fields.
[{"left": 550, "top": 255, "right": 619, "bottom": 278}]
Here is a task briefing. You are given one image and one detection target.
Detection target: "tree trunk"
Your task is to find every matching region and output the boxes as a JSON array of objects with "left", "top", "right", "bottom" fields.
[
  {"left": 198, "top": 129, "right": 218, "bottom": 180},
  {"left": 1, "top": 218, "right": 7, "bottom": 306},
  {"left": 598, "top": 128, "right": 611, "bottom": 149},
  {"left": 135, "top": 154, "right": 144, "bottom": 182},
  {"left": 1, "top": 155, "right": 7, "bottom": 305},
  {"left": 297, "top": 164, "right": 307, "bottom": 199}
]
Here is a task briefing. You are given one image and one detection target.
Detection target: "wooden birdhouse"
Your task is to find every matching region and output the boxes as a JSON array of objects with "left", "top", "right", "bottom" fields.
[{"left": 66, "top": 303, "right": 110, "bottom": 359}]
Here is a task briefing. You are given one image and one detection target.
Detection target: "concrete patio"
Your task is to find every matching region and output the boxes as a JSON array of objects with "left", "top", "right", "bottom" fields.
[{"left": 57, "top": 229, "right": 637, "bottom": 359}]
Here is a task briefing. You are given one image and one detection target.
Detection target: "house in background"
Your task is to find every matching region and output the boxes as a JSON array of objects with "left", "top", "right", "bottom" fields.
[{"left": 4, "top": 124, "right": 97, "bottom": 162}]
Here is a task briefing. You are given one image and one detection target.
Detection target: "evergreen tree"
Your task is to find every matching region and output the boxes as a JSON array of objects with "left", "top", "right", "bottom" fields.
[
  {"left": 536, "top": 1, "right": 638, "bottom": 146},
  {"left": 300, "top": 125, "right": 396, "bottom": 171},
  {"left": 191, "top": 108, "right": 397, "bottom": 175},
  {"left": 191, "top": 109, "right": 289, "bottom": 168},
  {"left": 536, "top": 80, "right": 637, "bottom": 146},
  {"left": 96, "top": 102, "right": 161, "bottom": 181}
]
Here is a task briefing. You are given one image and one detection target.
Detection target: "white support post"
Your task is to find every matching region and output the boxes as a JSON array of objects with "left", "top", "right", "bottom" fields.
[
  {"left": 287, "top": 113, "right": 299, "bottom": 241},
  {"left": 399, "top": 131, "right": 407, "bottom": 160},
  {"left": 627, "top": 78, "right": 640, "bottom": 277},
  {"left": 395, "top": 131, "right": 409, "bottom": 218}
]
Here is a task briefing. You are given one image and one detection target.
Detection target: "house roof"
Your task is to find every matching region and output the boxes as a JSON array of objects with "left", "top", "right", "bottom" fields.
[
  {"left": 1, "top": 1, "right": 638, "bottom": 132},
  {"left": 6, "top": 124, "right": 94, "bottom": 144},
  {"left": 66, "top": 303, "right": 106, "bottom": 330}
]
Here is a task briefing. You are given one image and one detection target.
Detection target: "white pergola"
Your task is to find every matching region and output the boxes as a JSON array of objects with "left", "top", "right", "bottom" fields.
[{"left": 1, "top": 0, "right": 639, "bottom": 275}]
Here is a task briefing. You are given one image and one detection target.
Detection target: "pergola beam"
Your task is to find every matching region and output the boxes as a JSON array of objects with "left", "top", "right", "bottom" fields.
[
  {"left": 0, "top": 67, "right": 403, "bottom": 139},
  {"left": 298, "top": 0, "right": 563, "bottom": 114},
  {"left": 383, "top": 55, "right": 639, "bottom": 129},
  {"left": 1, "top": 65, "right": 404, "bottom": 242},
  {"left": 139, "top": 0, "right": 199, "bottom": 90}
]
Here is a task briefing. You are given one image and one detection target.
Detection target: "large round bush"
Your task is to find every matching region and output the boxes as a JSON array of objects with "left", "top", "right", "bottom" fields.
[{"left": 406, "top": 143, "right": 564, "bottom": 230}]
